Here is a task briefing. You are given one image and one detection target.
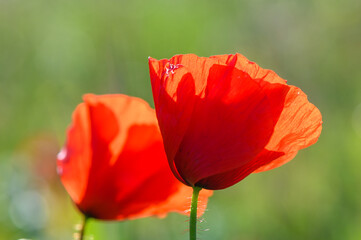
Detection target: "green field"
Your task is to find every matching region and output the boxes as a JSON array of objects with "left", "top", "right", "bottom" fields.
[{"left": 1, "top": 0, "right": 361, "bottom": 239}]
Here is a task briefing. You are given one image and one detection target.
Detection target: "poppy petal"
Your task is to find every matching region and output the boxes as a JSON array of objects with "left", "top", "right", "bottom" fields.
[
  {"left": 149, "top": 53, "right": 322, "bottom": 190},
  {"left": 253, "top": 87, "right": 322, "bottom": 172},
  {"left": 58, "top": 94, "right": 212, "bottom": 220},
  {"left": 196, "top": 150, "right": 284, "bottom": 190},
  {"left": 173, "top": 65, "right": 289, "bottom": 186},
  {"left": 149, "top": 59, "right": 196, "bottom": 185},
  {"left": 57, "top": 103, "right": 91, "bottom": 204}
]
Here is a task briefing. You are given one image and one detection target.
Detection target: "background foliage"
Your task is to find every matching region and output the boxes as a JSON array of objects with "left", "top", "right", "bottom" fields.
[{"left": 1, "top": 0, "right": 361, "bottom": 239}]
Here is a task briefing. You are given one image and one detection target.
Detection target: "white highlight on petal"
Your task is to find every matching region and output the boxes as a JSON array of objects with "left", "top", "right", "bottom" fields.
[
  {"left": 165, "top": 63, "right": 182, "bottom": 76},
  {"left": 57, "top": 148, "right": 67, "bottom": 161}
]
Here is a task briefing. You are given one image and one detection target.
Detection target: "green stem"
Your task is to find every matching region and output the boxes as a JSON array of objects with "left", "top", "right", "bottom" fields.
[
  {"left": 79, "top": 215, "right": 89, "bottom": 240},
  {"left": 190, "top": 186, "right": 202, "bottom": 240}
]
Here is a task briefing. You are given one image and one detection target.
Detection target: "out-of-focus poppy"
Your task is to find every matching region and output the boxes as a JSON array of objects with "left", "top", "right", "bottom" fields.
[
  {"left": 148, "top": 53, "right": 322, "bottom": 190},
  {"left": 57, "top": 94, "right": 212, "bottom": 220}
]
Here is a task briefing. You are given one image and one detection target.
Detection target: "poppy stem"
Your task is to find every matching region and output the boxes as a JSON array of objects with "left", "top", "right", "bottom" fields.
[
  {"left": 79, "top": 215, "right": 89, "bottom": 240},
  {"left": 189, "top": 186, "right": 202, "bottom": 240}
]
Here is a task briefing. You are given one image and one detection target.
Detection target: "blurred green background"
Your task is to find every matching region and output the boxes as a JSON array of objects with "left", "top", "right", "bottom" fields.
[{"left": 1, "top": 0, "right": 361, "bottom": 239}]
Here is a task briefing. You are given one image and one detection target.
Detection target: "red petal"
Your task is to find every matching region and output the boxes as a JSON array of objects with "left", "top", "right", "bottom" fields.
[
  {"left": 172, "top": 65, "right": 289, "bottom": 186},
  {"left": 196, "top": 150, "right": 284, "bottom": 190},
  {"left": 149, "top": 57, "right": 197, "bottom": 185},
  {"left": 149, "top": 53, "right": 322, "bottom": 190},
  {"left": 253, "top": 87, "right": 322, "bottom": 172},
  {"left": 57, "top": 94, "right": 212, "bottom": 220},
  {"left": 210, "top": 54, "right": 322, "bottom": 172},
  {"left": 57, "top": 103, "right": 91, "bottom": 204}
]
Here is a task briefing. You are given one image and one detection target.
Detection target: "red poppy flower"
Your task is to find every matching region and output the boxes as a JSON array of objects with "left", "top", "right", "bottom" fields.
[
  {"left": 148, "top": 53, "right": 322, "bottom": 190},
  {"left": 57, "top": 94, "right": 212, "bottom": 220}
]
